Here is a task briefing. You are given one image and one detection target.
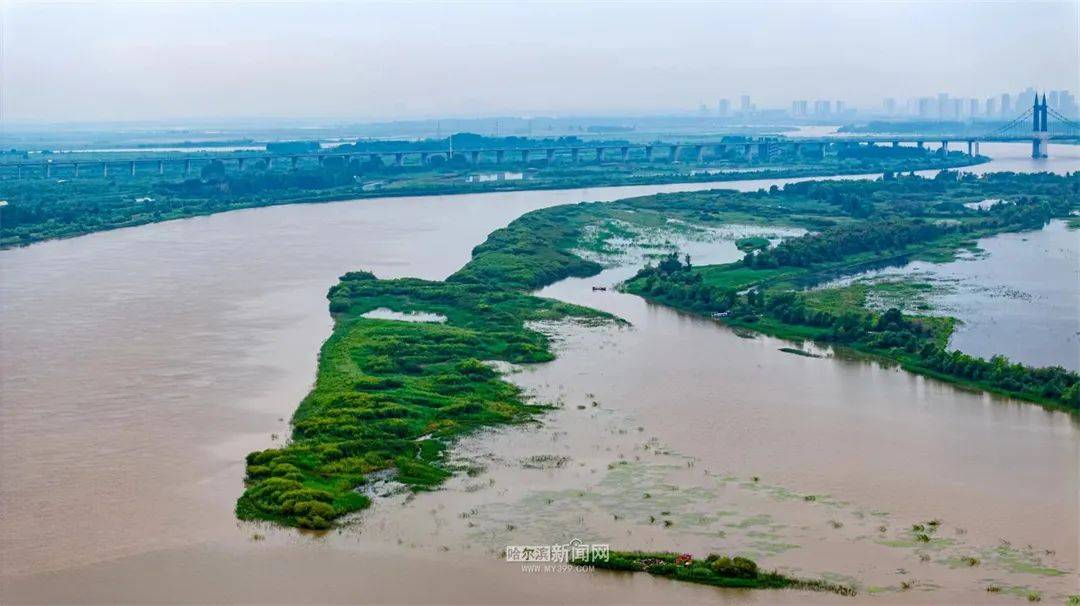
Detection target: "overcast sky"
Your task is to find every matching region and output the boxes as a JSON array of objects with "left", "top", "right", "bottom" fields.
[{"left": 4, "top": 1, "right": 1078, "bottom": 124}]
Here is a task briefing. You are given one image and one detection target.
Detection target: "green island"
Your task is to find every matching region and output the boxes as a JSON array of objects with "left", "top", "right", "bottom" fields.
[
  {"left": 571, "top": 551, "right": 857, "bottom": 595},
  {"left": 236, "top": 204, "right": 611, "bottom": 528},
  {"left": 238, "top": 170, "right": 1077, "bottom": 534},
  {"left": 1, "top": 137, "right": 980, "bottom": 248},
  {"left": 621, "top": 175, "right": 1079, "bottom": 411}
]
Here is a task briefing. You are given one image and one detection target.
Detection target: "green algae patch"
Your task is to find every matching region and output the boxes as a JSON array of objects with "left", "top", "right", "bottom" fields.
[
  {"left": 987, "top": 545, "right": 1068, "bottom": 577},
  {"left": 573, "top": 551, "right": 856, "bottom": 595}
]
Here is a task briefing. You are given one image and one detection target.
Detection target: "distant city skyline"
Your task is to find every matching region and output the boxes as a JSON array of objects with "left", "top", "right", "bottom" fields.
[
  {"left": 708, "top": 87, "right": 1079, "bottom": 120},
  {"left": 4, "top": 1, "right": 1077, "bottom": 124}
]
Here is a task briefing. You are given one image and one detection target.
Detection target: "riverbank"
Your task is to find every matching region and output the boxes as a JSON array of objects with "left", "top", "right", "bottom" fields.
[{"left": 0, "top": 154, "right": 983, "bottom": 249}]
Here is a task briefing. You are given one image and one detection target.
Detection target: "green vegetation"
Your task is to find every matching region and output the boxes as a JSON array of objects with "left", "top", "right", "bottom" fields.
[
  {"left": 236, "top": 203, "right": 618, "bottom": 529},
  {"left": 572, "top": 551, "right": 856, "bottom": 595},
  {"left": 1, "top": 142, "right": 980, "bottom": 248},
  {"left": 622, "top": 175, "right": 1080, "bottom": 411},
  {"left": 239, "top": 170, "right": 1079, "bottom": 531},
  {"left": 735, "top": 235, "right": 771, "bottom": 251}
]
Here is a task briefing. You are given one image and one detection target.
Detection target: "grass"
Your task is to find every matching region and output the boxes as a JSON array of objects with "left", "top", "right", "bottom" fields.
[
  {"left": 237, "top": 207, "right": 612, "bottom": 528},
  {"left": 573, "top": 551, "right": 857, "bottom": 596},
  {"left": 735, "top": 236, "right": 771, "bottom": 251}
]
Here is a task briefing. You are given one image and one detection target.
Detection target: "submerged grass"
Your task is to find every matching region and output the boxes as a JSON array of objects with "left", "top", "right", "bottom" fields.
[{"left": 574, "top": 550, "right": 857, "bottom": 596}]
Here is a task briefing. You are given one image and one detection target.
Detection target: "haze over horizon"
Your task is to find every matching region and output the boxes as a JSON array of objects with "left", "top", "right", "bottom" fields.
[{"left": 3, "top": 0, "right": 1078, "bottom": 124}]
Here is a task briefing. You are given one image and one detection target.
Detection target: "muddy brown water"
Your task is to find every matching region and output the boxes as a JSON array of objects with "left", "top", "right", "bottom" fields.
[{"left": 2, "top": 142, "right": 1078, "bottom": 603}]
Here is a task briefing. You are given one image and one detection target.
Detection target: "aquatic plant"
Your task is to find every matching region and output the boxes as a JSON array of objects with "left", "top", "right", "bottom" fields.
[{"left": 573, "top": 550, "right": 856, "bottom": 595}]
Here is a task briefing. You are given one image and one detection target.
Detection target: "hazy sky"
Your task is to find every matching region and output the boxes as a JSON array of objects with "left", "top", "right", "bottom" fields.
[{"left": 4, "top": 1, "right": 1078, "bottom": 123}]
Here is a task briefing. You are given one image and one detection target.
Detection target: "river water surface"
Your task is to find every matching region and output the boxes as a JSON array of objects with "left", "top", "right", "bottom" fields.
[{"left": 1, "top": 142, "right": 1077, "bottom": 603}]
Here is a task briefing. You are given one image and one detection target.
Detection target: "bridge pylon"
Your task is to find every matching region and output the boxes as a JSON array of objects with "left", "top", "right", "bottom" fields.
[{"left": 1032, "top": 94, "right": 1049, "bottom": 159}]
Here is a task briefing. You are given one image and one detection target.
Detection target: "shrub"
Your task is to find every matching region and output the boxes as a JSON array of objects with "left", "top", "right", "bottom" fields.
[{"left": 711, "top": 556, "right": 759, "bottom": 579}]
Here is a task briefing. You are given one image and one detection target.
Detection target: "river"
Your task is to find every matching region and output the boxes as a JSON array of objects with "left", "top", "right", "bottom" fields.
[{"left": 1, "top": 142, "right": 1077, "bottom": 603}]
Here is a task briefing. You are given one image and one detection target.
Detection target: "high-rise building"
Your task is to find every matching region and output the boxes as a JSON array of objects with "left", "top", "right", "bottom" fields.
[
  {"left": 968, "top": 98, "right": 979, "bottom": 118},
  {"left": 1059, "top": 91, "right": 1079, "bottom": 118},
  {"left": 717, "top": 99, "right": 731, "bottom": 117},
  {"left": 950, "top": 99, "right": 963, "bottom": 120},
  {"left": 813, "top": 99, "right": 831, "bottom": 116},
  {"left": 917, "top": 97, "right": 932, "bottom": 119},
  {"left": 740, "top": 95, "right": 752, "bottom": 113},
  {"left": 1017, "top": 87, "right": 1036, "bottom": 114},
  {"left": 1000, "top": 93, "right": 1012, "bottom": 117},
  {"left": 1049, "top": 91, "right": 1060, "bottom": 109},
  {"left": 985, "top": 97, "right": 997, "bottom": 117},
  {"left": 936, "top": 93, "right": 949, "bottom": 120},
  {"left": 883, "top": 98, "right": 897, "bottom": 115},
  {"left": 836, "top": 100, "right": 845, "bottom": 114},
  {"left": 791, "top": 100, "right": 808, "bottom": 117}
]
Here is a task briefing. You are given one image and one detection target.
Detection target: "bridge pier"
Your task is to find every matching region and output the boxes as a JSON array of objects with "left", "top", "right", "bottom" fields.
[
  {"left": 940, "top": 141, "right": 949, "bottom": 154},
  {"left": 521, "top": 149, "right": 530, "bottom": 163},
  {"left": 1032, "top": 135, "right": 1048, "bottom": 159},
  {"left": 129, "top": 161, "right": 136, "bottom": 176},
  {"left": 621, "top": 146, "right": 629, "bottom": 161},
  {"left": 265, "top": 157, "right": 273, "bottom": 169},
  {"left": 45, "top": 162, "right": 52, "bottom": 178},
  {"left": 571, "top": 148, "right": 580, "bottom": 163},
  {"left": 595, "top": 147, "right": 604, "bottom": 162},
  {"left": 892, "top": 141, "right": 900, "bottom": 148},
  {"left": 546, "top": 149, "right": 556, "bottom": 163},
  {"left": 966, "top": 141, "right": 973, "bottom": 156},
  {"left": 645, "top": 146, "right": 654, "bottom": 162},
  {"left": 670, "top": 145, "right": 680, "bottom": 162},
  {"left": 73, "top": 163, "right": 80, "bottom": 177},
  {"left": 495, "top": 150, "right": 504, "bottom": 164},
  {"left": 468, "top": 151, "right": 478, "bottom": 164},
  {"left": 974, "top": 142, "right": 980, "bottom": 156},
  {"left": 291, "top": 156, "right": 298, "bottom": 169},
  {"left": 237, "top": 158, "right": 246, "bottom": 171},
  {"left": 792, "top": 143, "right": 802, "bottom": 158},
  {"left": 420, "top": 152, "right": 430, "bottom": 165},
  {"left": 184, "top": 159, "right": 191, "bottom": 176},
  {"left": 158, "top": 160, "right": 165, "bottom": 175},
  {"left": 103, "top": 164, "right": 109, "bottom": 177},
  {"left": 694, "top": 145, "right": 705, "bottom": 163},
  {"left": 743, "top": 144, "right": 753, "bottom": 160},
  {"left": 916, "top": 141, "right": 924, "bottom": 149}
]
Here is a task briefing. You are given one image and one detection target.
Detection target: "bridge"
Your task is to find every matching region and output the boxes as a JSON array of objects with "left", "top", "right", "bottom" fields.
[{"left": 3, "top": 96, "right": 1078, "bottom": 179}]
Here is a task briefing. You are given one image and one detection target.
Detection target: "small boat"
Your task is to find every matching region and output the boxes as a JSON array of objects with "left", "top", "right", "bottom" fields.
[{"left": 591, "top": 286, "right": 608, "bottom": 291}]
